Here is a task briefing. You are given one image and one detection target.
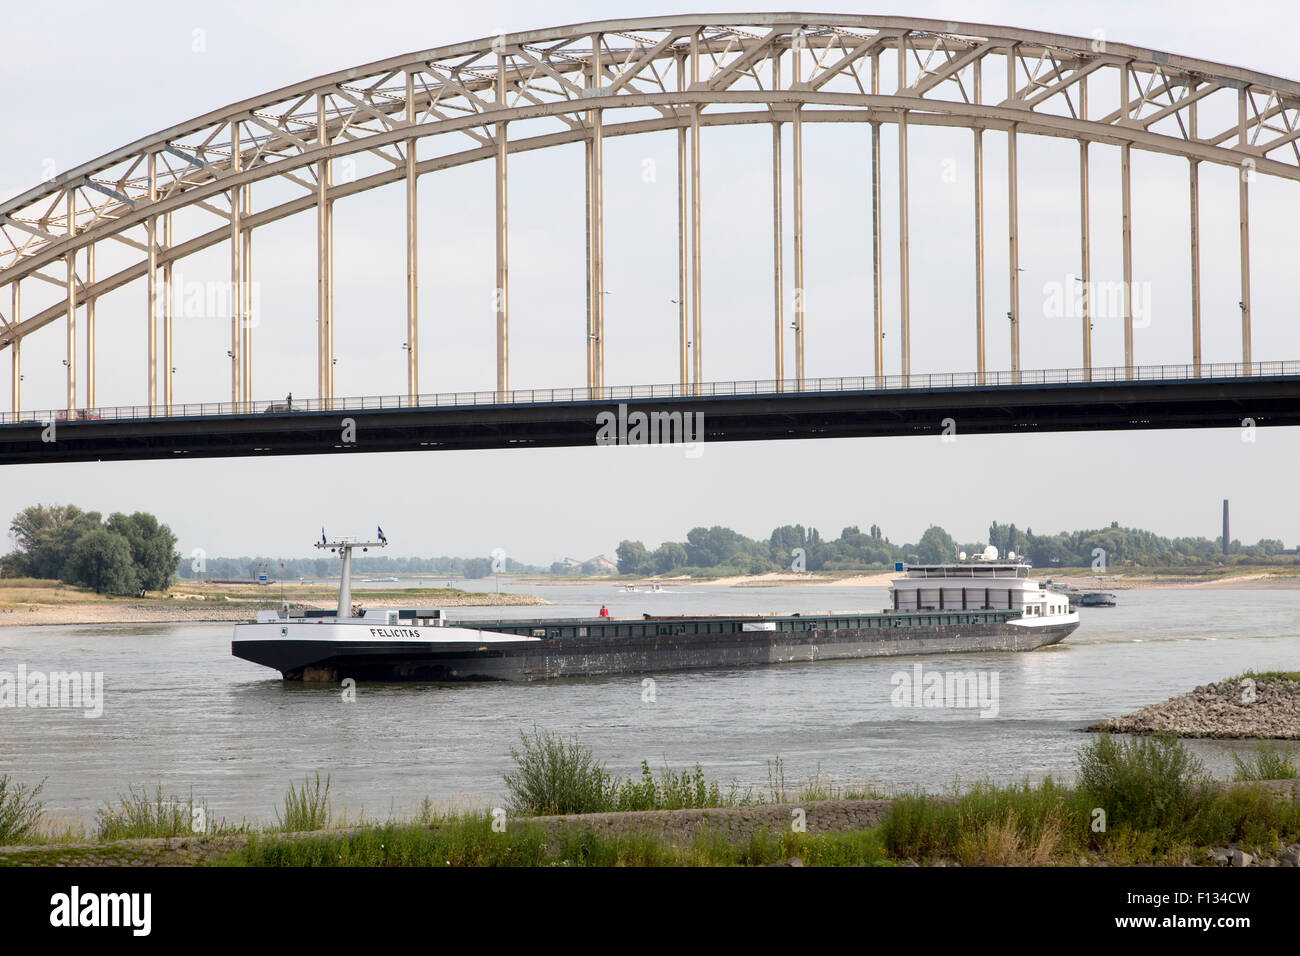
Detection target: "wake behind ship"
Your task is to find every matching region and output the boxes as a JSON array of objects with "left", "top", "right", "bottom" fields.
[{"left": 232, "top": 535, "right": 1079, "bottom": 682}]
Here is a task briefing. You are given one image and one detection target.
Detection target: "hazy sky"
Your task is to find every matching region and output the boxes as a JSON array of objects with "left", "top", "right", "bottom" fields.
[{"left": 1, "top": 1, "right": 1297, "bottom": 564}]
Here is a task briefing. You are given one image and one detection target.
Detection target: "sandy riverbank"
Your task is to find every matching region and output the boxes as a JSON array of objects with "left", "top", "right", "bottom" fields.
[
  {"left": 631, "top": 569, "right": 1300, "bottom": 590},
  {"left": 0, "top": 580, "right": 549, "bottom": 627},
  {"left": 1043, "top": 570, "right": 1300, "bottom": 590},
  {"left": 683, "top": 571, "right": 898, "bottom": 588}
]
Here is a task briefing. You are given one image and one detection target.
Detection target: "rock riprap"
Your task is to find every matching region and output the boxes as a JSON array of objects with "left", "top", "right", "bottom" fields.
[{"left": 1087, "top": 675, "right": 1300, "bottom": 739}]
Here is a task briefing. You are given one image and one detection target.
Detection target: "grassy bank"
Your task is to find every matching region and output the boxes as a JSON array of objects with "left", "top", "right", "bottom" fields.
[{"left": 232, "top": 817, "right": 888, "bottom": 867}]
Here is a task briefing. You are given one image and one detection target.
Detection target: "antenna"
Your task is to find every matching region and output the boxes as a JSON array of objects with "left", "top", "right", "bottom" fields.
[{"left": 315, "top": 533, "right": 388, "bottom": 618}]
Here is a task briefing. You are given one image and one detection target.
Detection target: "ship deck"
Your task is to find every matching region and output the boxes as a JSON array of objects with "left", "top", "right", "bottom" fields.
[{"left": 451, "top": 608, "right": 1023, "bottom": 641}]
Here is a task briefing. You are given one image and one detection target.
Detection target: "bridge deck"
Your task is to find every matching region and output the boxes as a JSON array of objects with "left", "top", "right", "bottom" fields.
[{"left": 1, "top": 363, "right": 1297, "bottom": 465}]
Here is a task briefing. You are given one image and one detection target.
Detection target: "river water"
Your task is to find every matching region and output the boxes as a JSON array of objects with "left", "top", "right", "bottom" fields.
[{"left": 3, "top": 582, "right": 1299, "bottom": 827}]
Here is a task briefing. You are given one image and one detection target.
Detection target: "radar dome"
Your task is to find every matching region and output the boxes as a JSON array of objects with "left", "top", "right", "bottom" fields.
[
  {"left": 982, "top": 545, "right": 998, "bottom": 561},
  {"left": 958, "top": 551, "right": 967, "bottom": 561}
]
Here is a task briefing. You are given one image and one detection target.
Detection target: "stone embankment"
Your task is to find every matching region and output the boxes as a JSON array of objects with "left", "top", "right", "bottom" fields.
[
  {"left": 1087, "top": 675, "right": 1300, "bottom": 739},
  {"left": 508, "top": 797, "right": 894, "bottom": 846}
]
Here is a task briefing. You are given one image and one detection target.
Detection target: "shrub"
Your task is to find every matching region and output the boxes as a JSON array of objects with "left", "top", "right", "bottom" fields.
[
  {"left": 503, "top": 728, "right": 612, "bottom": 816},
  {"left": 0, "top": 775, "right": 45, "bottom": 844},
  {"left": 1075, "top": 732, "right": 1211, "bottom": 831}
]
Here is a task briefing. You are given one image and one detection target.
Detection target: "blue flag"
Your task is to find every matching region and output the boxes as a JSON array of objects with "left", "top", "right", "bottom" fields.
[
  {"left": 377, "top": 526, "right": 387, "bottom": 544},
  {"left": 321, "top": 527, "right": 327, "bottom": 545}
]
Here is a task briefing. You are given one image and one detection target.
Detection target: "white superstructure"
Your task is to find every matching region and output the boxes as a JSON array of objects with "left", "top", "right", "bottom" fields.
[{"left": 889, "top": 560, "right": 1078, "bottom": 628}]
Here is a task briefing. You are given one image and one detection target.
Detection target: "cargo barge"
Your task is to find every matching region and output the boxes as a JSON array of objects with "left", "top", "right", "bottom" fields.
[{"left": 232, "top": 536, "right": 1079, "bottom": 682}]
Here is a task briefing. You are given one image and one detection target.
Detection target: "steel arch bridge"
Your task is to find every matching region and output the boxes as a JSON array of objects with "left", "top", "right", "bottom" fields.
[{"left": 2, "top": 12, "right": 1299, "bottom": 426}]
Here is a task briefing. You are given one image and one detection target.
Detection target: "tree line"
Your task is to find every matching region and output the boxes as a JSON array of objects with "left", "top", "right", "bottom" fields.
[
  {"left": 173, "top": 554, "right": 542, "bottom": 581},
  {"left": 615, "top": 521, "right": 1294, "bottom": 576},
  {"left": 2, "top": 505, "right": 180, "bottom": 595},
  {"left": 5, "top": 504, "right": 1291, "bottom": 592}
]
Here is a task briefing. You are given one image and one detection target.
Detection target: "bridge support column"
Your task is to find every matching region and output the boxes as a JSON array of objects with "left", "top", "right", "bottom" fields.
[
  {"left": 1080, "top": 140, "right": 1092, "bottom": 379},
  {"left": 230, "top": 181, "right": 243, "bottom": 406},
  {"left": 973, "top": 59, "right": 985, "bottom": 385},
  {"left": 163, "top": 213, "right": 173, "bottom": 407},
  {"left": 1189, "top": 87, "right": 1202, "bottom": 378},
  {"left": 66, "top": 193, "right": 77, "bottom": 415},
  {"left": 593, "top": 37, "right": 605, "bottom": 390},
  {"left": 1119, "top": 63, "right": 1133, "bottom": 379},
  {"left": 1121, "top": 143, "right": 1133, "bottom": 377},
  {"left": 586, "top": 120, "right": 605, "bottom": 388},
  {"left": 584, "top": 137, "right": 592, "bottom": 390},
  {"left": 147, "top": 153, "right": 157, "bottom": 411},
  {"left": 1238, "top": 88, "right": 1252, "bottom": 370},
  {"left": 771, "top": 48, "right": 783, "bottom": 391},
  {"left": 676, "top": 59, "right": 688, "bottom": 390},
  {"left": 495, "top": 51, "right": 509, "bottom": 400},
  {"left": 148, "top": 218, "right": 157, "bottom": 413},
  {"left": 148, "top": 212, "right": 157, "bottom": 411},
  {"left": 405, "top": 72, "right": 419, "bottom": 402},
  {"left": 897, "top": 48, "right": 910, "bottom": 381},
  {"left": 86, "top": 243, "right": 96, "bottom": 409},
  {"left": 1239, "top": 174, "right": 1251, "bottom": 369},
  {"left": 1006, "top": 45, "right": 1021, "bottom": 385},
  {"left": 317, "top": 95, "right": 334, "bottom": 406},
  {"left": 690, "top": 32, "right": 702, "bottom": 394},
  {"left": 871, "top": 49, "right": 883, "bottom": 383},
  {"left": 1008, "top": 123, "right": 1020, "bottom": 385},
  {"left": 229, "top": 125, "right": 245, "bottom": 407},
  {"left": 1079, "top": 76, "right": 1092, "bottom": 381},
  {"left": 793, "top": 100, "right": 805, "bottom": 389},
  {"left": 9, "top": 285, "right": 19, "bottom": 415},
  {"left": 242, "top": 186, "right": 253, "bottom": 403}
]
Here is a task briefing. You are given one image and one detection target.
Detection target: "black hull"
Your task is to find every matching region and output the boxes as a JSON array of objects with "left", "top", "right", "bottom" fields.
[{"left": 234, "top": 617, "right": 1078, "bottom": 683}]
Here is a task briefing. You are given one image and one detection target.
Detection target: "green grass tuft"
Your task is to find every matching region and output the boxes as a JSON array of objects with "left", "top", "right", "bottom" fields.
[
  {"left": 0, "top": 775, "right": 45, "bottom": 845},
  {"left": 1229, "top": 669, "right": 1300, "bottom": 682},
  {"left": 276, "top": 773, "right": 332, "bottom": 832},
  {"left": 95, "top": 784, "right": 211, "bottom": 841},
  {"left": 1231, "top": 741, "right": 1299, "bottom": 781},
  {"left": 276, "top": 775, "right": 330, "bottom": 832}
]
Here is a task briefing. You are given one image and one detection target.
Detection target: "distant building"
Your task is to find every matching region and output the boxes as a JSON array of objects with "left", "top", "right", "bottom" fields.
[{"left": 1223, "top": 499, "right": 1230, "bottom": 556}]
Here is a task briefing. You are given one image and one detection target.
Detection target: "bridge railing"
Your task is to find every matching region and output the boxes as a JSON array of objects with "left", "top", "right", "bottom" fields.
[{"left": 2, "top": 360, "right": 1297, "bottom": 426}]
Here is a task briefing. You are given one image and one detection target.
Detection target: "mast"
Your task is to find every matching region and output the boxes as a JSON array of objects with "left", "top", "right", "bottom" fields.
[{"left": 316, "top": 535, "right": 387, "bottom": 617}]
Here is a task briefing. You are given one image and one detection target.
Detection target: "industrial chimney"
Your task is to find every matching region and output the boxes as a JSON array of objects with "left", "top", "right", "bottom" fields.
[{"left": 1222, "top": 499, "right": 1230, "bottom": 555}]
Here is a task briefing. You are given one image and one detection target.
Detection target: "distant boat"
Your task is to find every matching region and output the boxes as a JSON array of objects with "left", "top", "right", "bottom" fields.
[{"left": 1044, "top": 581, "right": 1114, "bottom": 608}]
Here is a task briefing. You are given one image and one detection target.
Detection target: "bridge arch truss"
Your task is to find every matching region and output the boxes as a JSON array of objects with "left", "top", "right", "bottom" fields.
[{"left": 2, "top": 13, "right": 1299, "bottom": 414}]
